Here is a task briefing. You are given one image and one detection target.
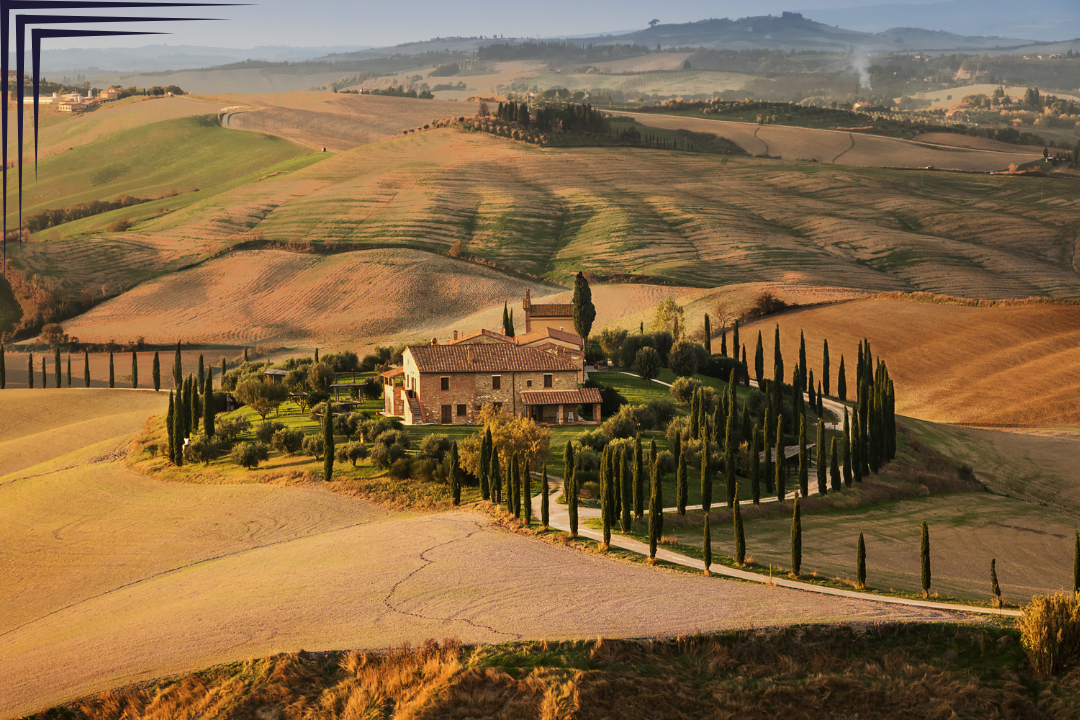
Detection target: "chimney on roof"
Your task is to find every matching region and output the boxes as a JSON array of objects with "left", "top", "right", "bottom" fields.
[
  {"left": 430, "top": 337, "right": 438, "bottom": 345},
  {"left": 467, "top": 346, "right": 474, "bottom": 364},
  {"left": 453, "top": 330, "right": 458, "bottom": 341},
  {"left": 524, "top": 288, "right": 531, "bottom": 310}
]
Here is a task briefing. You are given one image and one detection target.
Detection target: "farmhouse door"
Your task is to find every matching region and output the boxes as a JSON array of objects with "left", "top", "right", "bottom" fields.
[{"left": 441, "top": 405, "right": 452, "bottom": 424}]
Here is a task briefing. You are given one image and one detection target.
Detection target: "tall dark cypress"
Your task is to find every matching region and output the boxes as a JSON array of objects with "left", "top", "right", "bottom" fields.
[
  {"left": 920, "top": 521, "right": 931, "bottom": 598},
  {"left": 28, "top": 352, "right": 33, "bottom": 389},
  {"left": 601, "top": 448, "right": 611, "bottom": 548},
  {"left": 754, "top": 331, "right": 764, "bottom": 384},
  {"left": 42, "top": 356, "right": 47, "bottom": 389},
  {"left": 732, "top": 319, "right": 740, "bottom": 364},
  {"left": 172, "top": 390, "right": 185, "bottom": 466},
  {"left": 676, "top": 446, "right": 687, "bottom": 515},
  {"left": 203, "top": 369, "right": 215, "bottom": 437},
  {"left": 842, "top": 409, "right": 853, "bottom": 487},
  {"left": 750, "top": 426, "right": 761, "bottom": 504},
  {"left": 703, "top": 313, "right": 712, "bottom": 355},
  {"left": 851, "top": 408, "right": 863, "bottom": 484},
  {"left": 725, "top": 371, "right": 737, "bottom": 506},
  {"left": 491, "top": 446, "right": 502, "bottom": 506},
  {"left": 512, "top": 455, "right": 521, "bottom": 518},
  {"left": 774, "top": 324, "right": 784, "bottom": 384},
  {"left": 798, "top": 331, "right": 807, "bottom": 392},
  {"left": 648, "top": 460, "right": 660, "bottom": 560},
  {"left": 837, "top": 355, "right": 847, "bottom": 402},
  {"left": 220, "top": 357, "right": 227, "bottom": 385},
  {"left": 66, "top": 354, "right": 71, "bottom": 387},
  {"left": 108, "top": 352, "right": 115, "bottom": 389},
  {"left": 703, "top": 513, "right": 712, "bottom": 575},
  {"left": 1074, "top": 530, "right": 1079, "bottom": 593},
  {"left": 565, "top": 442, "right": 577, "bottom": 537},
  {"left": 0, "top": 343, "right": 5, "bottom": 389},
  {"left": 541, "top": 464, "right": 550, "bottom": 528},
  {"left": 323, "top": 400, "right": 335, "bottom": 482},
  {"left": 829, "top": 437, "right": 841, "bottom": 492},
  {"left": 83, "top": 350, "right": 90, "bottom": 388},
  {"left": 816, "top": 381, "right": 823, "bottom": 416},
  {"left": 990, "top": 558, "right": 1002, "bottom": 606},
  {"left": 197, "top": 354, "right": 205, "bottom": 388},
  {"left": 166, "top": 391, "right": 175, "bottom": 463},
  {"left": 700, "top": 433, "right": 712, "bottom": 513},
  {"left": 775, "top": 415, "right": 785, "bottom": 502},
  {"left": 733, "top": 484, "right": 746, "bottom": 566},
  {"left": 798, "top": 414, "right": 808, "bottom": 498},
  {"left": 620, "top": 448, "right": 631, "bottom": 532},
  {"left": 822, "top": 339, "right": 830, "bottom": 397},
  {"left": 523, "top": 455, "right": 532, "bottom": 523},
  {"left": 791, "top": 496, "right": 802, "bottom": 576},
  {"left": 54, "top": 347, "right": 61, "bottom": 388},
  {"left": 505, "top": 454, "right": 514, "bottom": 515},
  {"left": 172, "top": 342, "right": 182, "bottom": 389},
  {"left": 479, "top": 429, "right": 491, "bottom": 500},
  {"left": 450, "top": 440, "right": 462, "bottom": 506},
  {"left": 131, "top": 351, "right": 138, "bottom": 389},
  {"left": 611, "top": 445, "right": 621, "bottom": 524},
  {"left": 857, "top": 532, "right": 867, "bottom": 588},
  {"left": 816, "top": 418, "right": 827, "bottom": 495},
  {"left": 152, "top": 351, "right": 161, "bottom": 392},
  {"left": 763, "top": 409, "right": 773, "bottom": 494},
  {"left": 189, "top": 375, "right": 199, "bottom": 434},
  {"left": 720, "top": 329, "right": 727, "bottom": 357},
  {"left": 633, "top": 436, "right": 644, "bottom": 519}
]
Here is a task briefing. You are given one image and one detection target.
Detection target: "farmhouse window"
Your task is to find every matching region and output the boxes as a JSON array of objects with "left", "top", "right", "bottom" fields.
[
  {"left": 492, "top": 375, "right": 501, "bottom": 390},
  {"left": 440, "top": 377, "right": 450, "bottom": 391},
  {"left": 544, "top": 374, "right": 553, "bottom": 389},
  {"left": 527, "top": 380, "right": 533, "bottom": 387},
  {"left": 494, "top": 402, "right": 503, "bottom": 412},
  {"left": 457, "top": 404, "right": 467, "bottom": 417}
]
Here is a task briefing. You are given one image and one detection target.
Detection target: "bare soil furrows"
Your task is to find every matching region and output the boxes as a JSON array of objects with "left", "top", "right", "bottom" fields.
[
  {"left": 740, "top": 298, "right": 1080, "bottom": 427},
  {"left": 60, "top": 248, "right": 563, "bottom": 346},
  {"left": 0, "top": 393, "right": 967, "bottom": 717}
]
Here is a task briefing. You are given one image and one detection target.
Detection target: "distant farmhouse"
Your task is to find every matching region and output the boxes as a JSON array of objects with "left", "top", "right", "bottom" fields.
[
  {"left": 382, "top": 289, "right": 599, "bottom": 426},
  {"left": 21, "top": 85, "right": 125, "bottom": 113}
]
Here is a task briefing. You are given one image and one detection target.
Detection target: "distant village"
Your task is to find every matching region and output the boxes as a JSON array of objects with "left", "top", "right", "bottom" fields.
[{"left": 7, "top": 70, "right": 182, "bottom": 113}]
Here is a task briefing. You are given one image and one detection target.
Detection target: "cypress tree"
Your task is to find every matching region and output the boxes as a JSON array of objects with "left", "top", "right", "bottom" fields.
[
  {"left": 732, "top": 319, "right": 740, "bottom": 364},
  {"left": 808, "top": 378, "right": 817, "bottom": 414},
  {"left": 754, "top": 331, "right": 764, "bottom": 383},
  {"left": 491, "top": 445, "right": 502, "bottom": 506},
  {"left": 763, "top": 410, "right": 773, "bottom": 494},
  {"left": 479, "top": 429, "right": 491, "bottom": 500},
  {"left": 203, "top": 369, "right": 215, "bottom": 437},
  {"left": 522, "top": 455, "right": 531, "bottom": 522},
  {"left": 791, "top": 496, "right": 802, "bottom": 576},
  {"left": 566, "top": 443, "right": 578, "bottom": 537},
  {"left": 220, "top": 357, "right": 226, "bottom": 384},
  {"left": 197, "top": 354, "right": 205, "bottom": 388},
  {"left": 173, "top": 342, "right": 182, "bottom": 389},
  {"left": 676, "top": 446, "right": 687, "bottom": 515},
  {"left": 774, "top": 324, "right": 784, "bottom": 383},
  {"left": 648, "top": 460, "right": 660, "bottom": 560},
  {"left": 314, "top": 348, "right": 319, "bottom": 363},
  {"left": 822, "top": 339, "right": 830, "bottom": 397},
  {"left": 838, "top": 355, "right": 847, "bottom": 401},
  {"left": 741, "top": 346, "right": 748, "bottom": 386},
  {"left": 851, "top": 408, "right": 863, "bottom": 483},
  {"left": 689, "top": 391, "right": 700, "bottom": 439},
  {"left": 510, "top": 455, "right": 519, "bottom": 517},
  {"left": 42, "top": 356, "right": 47, "bottom": 389},
  {"left": 725, "top": 370, "right": 737, "bottom": 506},
  {"left": 166, "top": 391, "right": 175, "bottom": 463},
  {"left": 27, "top": 352, "right": 33, "bottom": 389},
  {"left": 990, "top": 558, "right": 1002, "bottom": 607},
  {"left": 189, "top": 375, "right": 200, "bottom": 433},
  {"left": 829, "top": 437, "right": 841, "bottom": 491},
  {"left": 1073, "top": 530, "right": 1079, "bottom": 593},
  {"left": 842, "top": 409, "right": 852, "bottom": 486},
  {"left": 703, "top": 513, "right": 712, "bottom": 575},
  {"left": 700, "top": 433, "right": 712, "bottom": 513},
  {"left": 920, "top": 521, "right": 931, "bottom": 598},
  {"left": 131, "top": 350, "right": 138, "bottom": 389},
  {"left": 816, "top": 381, "right": 823, "bottom": 416},
  {"left": 733, "top": 484, "right": 745, "bottom": 566},
  {"left": 857, "top": 532, "right": 866, "bottom": 588},
  {"left": 0, "top": 343, "right": 5, "bottom": 389},
  {"left": 720, "top": 329, "right": 727, "bottom": 357},
  {"left": 173, "top": 390, "right": 185, "bottom": 466},
  {"left": 798, "top": 414, "right": 808, "bottom": 498},
  {"left": 601, "top": 449, "right": 611, "bottom": 548},
  {"left": 703, "top": 314, "right": 712, "bottom": 355},
  {"left": 775, "top": 416, "right": 785, "bottom": 502},
  {"left": 620, "top": 448, "right": 631, "bottom": 532},
  {"left": 244, "top": 347, "right": 249, "bottom": 362},
  {"left": 502, "top": 302, "right": 510, "bottom": 335},
  {"left": 152, "top": 352, "right": 161, "bottom": 392},
  {"left": 612, "top": 445, "right": 622, "bottom": 521},
  {"left": 634, "top": 436, "right": 644, "bottom": 519},
  {"left": 750, "top": 426, "right": 761, "bottom": 504},
  {"left": 83, "top": 350, "right": 90, "bottom": 388},
  {"left": 108, "top": 352, "right": 115, "bottom": 388},
  {"left": 798, "top": 331, "right": 807, "bottom": 392},
  {"left": 54, "top": 347, "right": 61, "bottom": 388},
  {"left": 66, "top": 354, "right": 71, "bottom": 387},
  {"left": 816, "top": 418, "right": 827, "bottom": 495},
  {"left": 323, "top": 400, "right": 335, "bottom": 482},
  {"left": 541, "top": 463, "right": 550, "bottom": 528}
]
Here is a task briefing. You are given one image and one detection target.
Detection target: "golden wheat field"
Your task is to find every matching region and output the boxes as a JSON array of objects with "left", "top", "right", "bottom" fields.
[
  {"left": 739, "top": 297, "right": 1080, "bottom": 427},
  {"left": 0, "top": 392, "right": 963, "bottom": 718},
  {"left": 613, "top": 110, "right": 1042, "bottom": 170},
  {"left": 15, "top": 127, "right": 1080, "bottom": 312}
]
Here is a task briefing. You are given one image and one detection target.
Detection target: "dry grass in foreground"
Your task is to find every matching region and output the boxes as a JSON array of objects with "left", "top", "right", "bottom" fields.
[{"left": 25, "top": 624, "right": 1080, "bottom": 720}]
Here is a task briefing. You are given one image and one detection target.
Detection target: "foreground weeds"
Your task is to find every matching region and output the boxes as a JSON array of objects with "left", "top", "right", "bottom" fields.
[{"left": 26, "top": 624, "right": 1080, "bottom": 719}]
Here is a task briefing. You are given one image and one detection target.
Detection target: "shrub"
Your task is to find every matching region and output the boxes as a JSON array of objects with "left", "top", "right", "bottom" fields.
[
  {"left": 410, "top": 458, "right": 437, "bottom": 481},
  {"left": 644, "top": 397, "right": 677, "bottom": 426},
  {"left": 107, "top": 218, "right": 132, "bottom": 233},
  {"left": 334, "top": 411, "right": 362, "bottom": 440},
  {"left": 670, "top": 376, "right": 704, "bottom": 404},
  {"left": 654, "top": 450, "right": 675, "bottom": 475},
  {"left": 419, "top": 433, "right": 452, "bottom": 460},
  {"left": 574, "top": 446, "right": 600, "bottom": 473},
  {"left": 388, "top": 458, "right": 413, "bottom": 479},
  {"left": 371, "top": 442, "right": 407, "bottom": 469},
  {"left": 1019, "top": 592, "right": 1080, "bottom": 677},
  {"left": 666, "top": 416, "right": 690, "bottom": 444},
  {"left": 302, "top": 434, "right": 325, "bottom": 460},
  {"left": 216, "top": 415, "right": 251, "bottom": 441},
  {"left": 361, "top": 416, "right": 402, "bottom": 442},
  {"left": 747, "top": 291, "right": 789, "bottom": 318},
  {"left": 360, "top": 354, "right": 381, "bottom": 372},
  {"left": 231, "top": 441, "right": 269, "bottom": 469},
  {"left": 321, "top": 349, "right": 360, "bottom": 372},
  {"left": 375, "top": 429, "right": 409, "bottom": 449},
  {"left": 272, "top": 427, "right": 304, "bottom": 455},
  {"left": 583, "top": 379, "right": 626, "bottom": 418},
  {"left": 602, "top": 405, "right": 639, "bottom": 439},
  {"left": 255, "top": 420, "right": 286, "bottom": 444},
  {"left": 576, "top": 428, "right": 611, "bottom": 452},
  {"left": 596, "top": 327, "right": 629, "bottom": 360},
  {"left": 668, "top": 340, "right": 705, "bottom": 377},
  {"left": 184, "top": 434, "right": 222, "bottom": 465},
  {"left": 309, "top": 401, "right": 344, "bottom": 423},
  {"left": 361, "top": 378, "right": 383, "bottom": 400},
  {"left": 336, "top": 441, "right": 369, "bottom": 466},
  {"left": 702, "top": 356, "right": 749, "bottom": 384}
]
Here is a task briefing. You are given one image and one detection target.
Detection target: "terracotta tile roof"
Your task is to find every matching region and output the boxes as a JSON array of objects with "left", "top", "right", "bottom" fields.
[
  {"left": 407, "top": 344, "right": 580, "bottom": 373},
  {"left": 529, "top": 303, "right": 573, "bottom": 318},
  {"left": 516, "top": 326, "right": 583, "bottom": 348},
  {"left": 448, "top": 328, "right": 513, "bottom": 344},
  {"left": 379, "top": 367, "right": 404, "bottom": 379},
  {"left": 520, "top": 388, "right": 603, "bottom": 406}
]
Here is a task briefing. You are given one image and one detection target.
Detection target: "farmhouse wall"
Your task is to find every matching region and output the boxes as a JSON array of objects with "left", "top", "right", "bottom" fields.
[{"left": 404, "top": 367, "right": 578, "bottom": 425}]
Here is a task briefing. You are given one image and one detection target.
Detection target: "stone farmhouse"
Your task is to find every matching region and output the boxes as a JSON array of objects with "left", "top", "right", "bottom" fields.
[{"left": 380, "top": 290, "right": 597, "bottom": 426}]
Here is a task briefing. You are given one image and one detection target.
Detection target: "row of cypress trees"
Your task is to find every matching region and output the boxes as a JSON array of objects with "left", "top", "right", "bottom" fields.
[
  {"left": 476, "top": 431, "right": 552, "bottom": 528},
  {"left": 0, "top": 344, "right": 197, "bottom": 393},
  {"left": 165, "top": 367, "right": 218, "bottom": 465}
]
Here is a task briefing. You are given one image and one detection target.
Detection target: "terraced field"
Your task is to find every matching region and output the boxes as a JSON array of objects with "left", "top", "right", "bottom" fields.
[{"left": 14, "top": 127, "right": 1078, "bottom": 306}]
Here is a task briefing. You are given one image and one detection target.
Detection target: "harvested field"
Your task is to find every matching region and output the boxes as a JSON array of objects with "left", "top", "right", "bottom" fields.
[
  {"left": 213, "top": 92, "right": 479, "bottom": 151},
  {"left": 0, "top": 391, "right": 967, "bottom": 718},
  {"left": 913, "top": 132, "right": 1037, "bottom": 153},
  {"left": 740, "top": 297, "right": 1080, "bottom": 427},
  {"left": 59, "top": 248, "right": 563, "bottom": 347},
  {"left": 15, "top": 128, "right": 1080, "bottom": 307},
  {"left": 612, "top": 110, "right": 1042, "bottom": 170}
]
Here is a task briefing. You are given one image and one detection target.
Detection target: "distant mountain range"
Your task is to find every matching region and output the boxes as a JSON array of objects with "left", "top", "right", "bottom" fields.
[{"left": 23, "top": 44, "right": 370, "bottom": 74}]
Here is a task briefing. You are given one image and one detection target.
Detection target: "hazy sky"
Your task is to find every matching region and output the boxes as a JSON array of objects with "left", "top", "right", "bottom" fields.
[{"left": 14, "top": 0, "right": 944, "bottom": 49}]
